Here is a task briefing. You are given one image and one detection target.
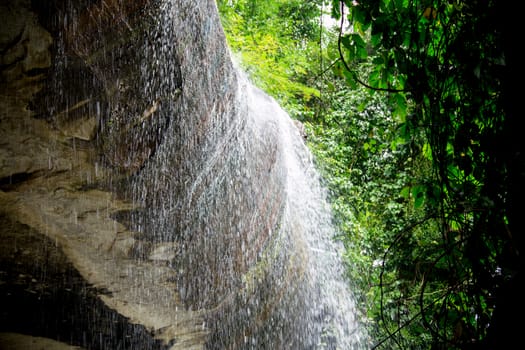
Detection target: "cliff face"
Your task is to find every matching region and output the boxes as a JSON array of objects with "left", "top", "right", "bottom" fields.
[
  {"left": 1, "top": 1, "right": 366, "bottom": 349},
  {"left": 0, "top": 1, "right": 209, "bottom": 348},
  {"left": 0, "top": 1, "right": 293, "bottom": 348}
]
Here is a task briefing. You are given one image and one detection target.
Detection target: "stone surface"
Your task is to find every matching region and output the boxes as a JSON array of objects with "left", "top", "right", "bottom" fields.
[
  {"left": 0, "top": 0, "right": 297, "bottom": 348},
  {"left": 0, "top": 1, "right": 206, "bottom": 348},
  {"left": 0, "top": 1, "right": 367, "bottom": 349},
  {"left": 0, "top": 332, "right": 84, "bottom": 350},
  {"left": 0, "top": 0, "right": 51, "bottom": 84}
]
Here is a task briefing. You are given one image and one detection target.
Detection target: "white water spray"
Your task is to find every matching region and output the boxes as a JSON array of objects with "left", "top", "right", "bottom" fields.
[{"left": 242, "top": 74, "right": 370, "bottom": 349}]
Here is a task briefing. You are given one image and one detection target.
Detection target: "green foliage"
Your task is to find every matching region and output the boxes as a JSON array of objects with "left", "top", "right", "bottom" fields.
[
  {"left": 217, "top": 0, "right": 322, "bottom": 113},
  {"left": 219, "top": 1, "right": 521, "bottom": 349},
  {"left": 335, "top": 0, "right": 518, "bottom": 348},
  {"left": 306, "top": 74, "right": 440, "bottom": 349},
  {"left": 218, "top": 1, "right": 435, "bottom": 346}
]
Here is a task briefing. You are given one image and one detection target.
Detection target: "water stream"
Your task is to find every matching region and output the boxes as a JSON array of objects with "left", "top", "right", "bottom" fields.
[
  {"left": 126, "top": 2, "right": 371, "bottom": 347},
  {"left": 239, "top": 77, "right": 370, "bottom": 349}
]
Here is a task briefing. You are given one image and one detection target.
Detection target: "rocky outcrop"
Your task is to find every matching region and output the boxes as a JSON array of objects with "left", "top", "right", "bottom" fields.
[
  {"left": 1, "top": 1, "right": 367, "bottom": 349},
  {"left": 0, "top": 1, "right": 207, "bottom": 348}
]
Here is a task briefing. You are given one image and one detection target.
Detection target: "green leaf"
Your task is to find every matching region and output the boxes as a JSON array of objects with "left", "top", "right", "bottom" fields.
[
  {"left": 331, "top": 0, "right": 341, "bottom": 19},
  {"left": 422, "top": 142, "right": 432, "bottom": 160},
  {"left": 414, "top": 191, "right": 425, "bottom": 208},
  {"left": 391, "top": 93, "right": 407, "bottom": 122},
  {"left": 342, "top": 69, "right": 357, "bottom": 88},
  {"left": 412, "top": 185, "right": 426, "bottom": 208},
  {"left": 400, "top": 186, "right": 411, "bottom": 199}
]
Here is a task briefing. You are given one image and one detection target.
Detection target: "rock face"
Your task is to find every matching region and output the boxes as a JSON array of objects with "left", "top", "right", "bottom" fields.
[
  {"left": 0, "top": 1, "right": 223, "bottom": 348},
  {"left": 1, "top": 1, "right": 367, "bottom": 349}
]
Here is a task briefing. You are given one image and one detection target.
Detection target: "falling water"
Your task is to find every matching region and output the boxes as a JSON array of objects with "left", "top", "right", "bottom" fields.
[
  {"left": 1, "top": 0, "right": 371, "bottom": 348},
  {"left": 241, "top": 74, "right": 370, "bottom": 349},
  {"left": 101, "top": 0, "right": 370, "bottom": 348},
  {"left": 118, "top": 0, "right": 371, "bottom": 347}
]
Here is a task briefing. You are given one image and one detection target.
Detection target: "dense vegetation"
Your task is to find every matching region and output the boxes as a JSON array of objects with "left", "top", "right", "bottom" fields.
[{"left": 217, "top": 0, "right": 522, "bottom": 348}]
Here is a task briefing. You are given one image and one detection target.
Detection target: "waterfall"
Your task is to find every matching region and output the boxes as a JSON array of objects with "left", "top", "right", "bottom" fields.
[
  {"left": 0, "top": 0, "right": 371, "bottom": 348},
  {"left": 127, "top": 2, "right": 370, "bottom": 347},
  {"left": 240, "top": 76, "right": 370, "bottom": 349}
]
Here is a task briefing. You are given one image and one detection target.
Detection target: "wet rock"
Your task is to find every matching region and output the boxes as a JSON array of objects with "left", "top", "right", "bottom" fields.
[
  {"left": 0, "top": 2, "right": 27, "bottom": 50},
  {"left": 0, "top": 1, "right": 206, "bottom": 349},
  {"left": 56, "top": 114, "right": 98, "bottom": 141},
  {"left": 0, "top": 332, "right": 85, "bottom": 350},
  {"left": 0, "top": 0, "right": 52, "bottom": 84}
]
